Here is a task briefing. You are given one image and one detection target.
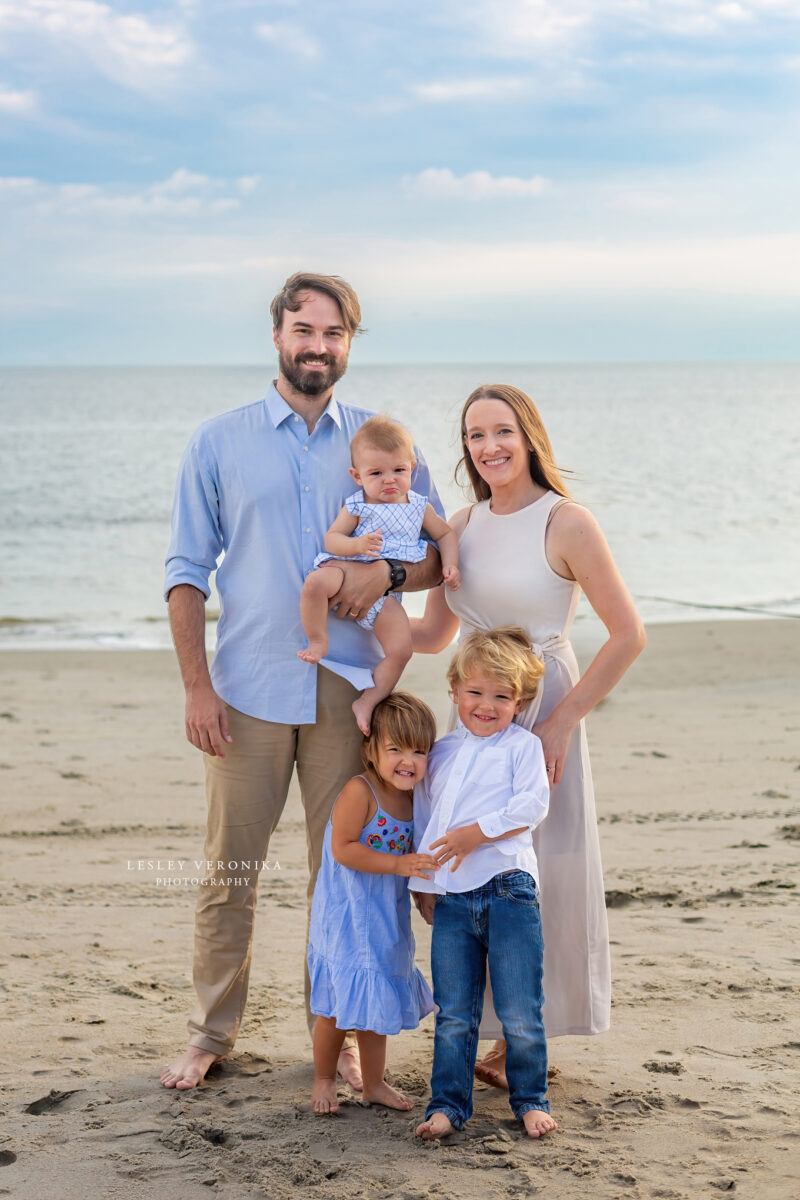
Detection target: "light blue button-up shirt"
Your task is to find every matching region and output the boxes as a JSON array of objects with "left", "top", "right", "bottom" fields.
[{"left": 164, "top": 383, "right": 442, "bottom": 724}]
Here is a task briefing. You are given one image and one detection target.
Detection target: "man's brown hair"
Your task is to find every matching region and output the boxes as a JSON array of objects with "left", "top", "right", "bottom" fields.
[{"left": 270, "top": 272, "right": 362, "bottom": 337}]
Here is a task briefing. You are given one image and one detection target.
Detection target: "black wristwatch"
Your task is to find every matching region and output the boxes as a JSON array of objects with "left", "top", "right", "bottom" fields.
[{"left": 384, "top": 559, "right": 407, "bottom": 595}]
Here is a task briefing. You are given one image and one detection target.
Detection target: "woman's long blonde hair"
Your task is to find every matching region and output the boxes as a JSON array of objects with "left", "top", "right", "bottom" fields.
[{"left": 455, "top": 383, "right": 572, "bottom": 503}]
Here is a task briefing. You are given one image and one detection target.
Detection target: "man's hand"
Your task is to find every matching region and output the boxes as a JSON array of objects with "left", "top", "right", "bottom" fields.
[
  {"left": 185, "top": 680, "right": 232, "bottom": 757},
  {"left": 413, "top": 892, "right": 437, "bottom": 925},
  {"left": 429, "top": 822, "right": 485, "bottom": 872},
  {"left": 330, "top": 559, "right": 390, "bottom": 622}
]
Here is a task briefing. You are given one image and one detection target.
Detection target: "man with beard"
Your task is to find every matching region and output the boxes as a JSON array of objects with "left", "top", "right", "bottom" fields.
[{"left": 160, "top": 273, "right": 442, "bottom": 1090}]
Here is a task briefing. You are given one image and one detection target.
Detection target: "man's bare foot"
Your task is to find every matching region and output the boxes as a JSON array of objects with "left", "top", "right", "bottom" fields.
[
  {"left": 337, "top": 1044, "right": 363, "bottom": 1092},
  {"left": 416, "top": 1111, "right": 455, "bottom": 1139},
  {"left": 310, "top": 1077, "right": 340, "bottom": 1115},
  {"left": 522, "top": 1109, "right": 558, "bottom": 1138},
  {"left": 474, "top": 1040, "right": 508, "bottom": 1090},
  {"left": 361, "top": 1081, "right": 413, "bottom": 1111},
  {"left": 351, "top": 696, "right": 374, "bottom": 737},
  {"left": 298, "top": 639, "right": 327, "bottom": 664},
  {"left": 160, "top": 1046, "right": 222, "bottom": 1090}
]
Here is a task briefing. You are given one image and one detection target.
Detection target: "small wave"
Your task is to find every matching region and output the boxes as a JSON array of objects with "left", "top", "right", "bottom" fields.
[{"left": 635, "top": 594, "right": 800, "bottom": 620}]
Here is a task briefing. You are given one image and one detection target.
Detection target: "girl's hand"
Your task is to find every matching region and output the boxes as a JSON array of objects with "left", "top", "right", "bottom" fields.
[
  {"left": 442, "top": 565, "right": 461, "bottom": 590},
  {"left": 531, "top": 711, "right": 576, "bottom": 787},
  {"left": 430, "top": 823, "right": 484, "bottom": 872},
  {"left": 394, "top": 853, "right": 438, "bottom": 879},
  {"left": 356, "top": 530, "right": 383, "bottom": 558}
]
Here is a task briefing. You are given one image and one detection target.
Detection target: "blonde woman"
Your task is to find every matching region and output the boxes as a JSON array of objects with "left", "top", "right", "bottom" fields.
[{"left": 412, "top": 384, "right": 645, "bottom": 1086}]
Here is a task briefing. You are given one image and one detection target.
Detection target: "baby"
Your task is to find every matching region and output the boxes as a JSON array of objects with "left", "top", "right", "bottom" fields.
[{"left": 299, "top": 415, "right": 460, "bottom": 733}]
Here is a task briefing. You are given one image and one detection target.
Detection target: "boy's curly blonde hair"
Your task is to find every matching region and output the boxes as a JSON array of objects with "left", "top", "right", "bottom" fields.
[{"left": 447, "top": 625, "right": 545, "bottom": 705}]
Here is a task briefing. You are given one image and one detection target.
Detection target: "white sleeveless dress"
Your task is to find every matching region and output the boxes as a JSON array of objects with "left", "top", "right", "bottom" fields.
[{"left": 446, "top": 491, "right": 611, "bottom": 1038}]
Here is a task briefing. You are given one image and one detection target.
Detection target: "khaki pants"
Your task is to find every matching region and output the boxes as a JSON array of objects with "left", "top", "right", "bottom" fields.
[{"left": 187, "top": 668, "right": 364, "bottom": 1055}]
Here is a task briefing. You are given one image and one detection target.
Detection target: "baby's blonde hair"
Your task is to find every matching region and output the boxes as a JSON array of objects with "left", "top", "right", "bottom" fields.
[
  {"left": 350, "top": 415, "right": 416, "bottom": 468},
  {"left": 447, "top": 625, "right": 545, "bottom": 705},
  {"left": 361, "top": 691, "right": 437, "bottom": 776}
]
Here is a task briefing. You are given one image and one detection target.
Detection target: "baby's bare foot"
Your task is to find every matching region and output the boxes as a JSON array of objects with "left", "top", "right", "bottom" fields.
[
  {"left": 298, "top": 640, "right": 327, "bottom": 664},
  {"left": 160, "top": 1046, "right": 222, "bottom": 1091},
  {"left": 361, "top": 1081, "right": 413, "bottom": 1111},
  {"left": 522, "top": 1109, "right": 558, "bottom": 1138},
  {"left": 416, "top": 1111, "right": 454, "bottom": 1139},
  {"left": 311, "top": 1078, "right": 340, "bottom": 1115},
  {"left": 474, "top": 1042, "right": 508, "bottom": 1090},
  {"left": 351, "top": 696, "right": 374, "bottom": 737}
]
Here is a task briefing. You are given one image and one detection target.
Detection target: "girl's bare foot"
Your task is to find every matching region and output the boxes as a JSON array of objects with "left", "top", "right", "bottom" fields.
[
  {"left": 311, "top": 1078, "right": 340, "bottom": 1115},
  {"left": 522, "top": 1109, "right": 558, "bottom": 1137},
  {"left": 351, "top": 696, "right": 374, "bottom": 736},
  {"left": 160, "top": 1046, "right": 223, "bottom": 1090},
  {"left": 337, "top": 1044, "right": 363, "bottom": 1091},
  {"left": 298, "top": 640, "right": 327, "bottom": 664},
  {"left": 361, "top": 1081, "right": 413, "bottom": 1110},
  {"left": 416, "top": 1111, "right": 455, "bottom": 1139},
  {"left": 474, "top": 1040, "right": 508, "bottom": 1090}
]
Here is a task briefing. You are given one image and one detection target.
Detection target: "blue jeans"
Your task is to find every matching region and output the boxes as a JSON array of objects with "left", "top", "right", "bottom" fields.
[{"left": 427, "top": 870, "right": 548, "bottom": 1128}]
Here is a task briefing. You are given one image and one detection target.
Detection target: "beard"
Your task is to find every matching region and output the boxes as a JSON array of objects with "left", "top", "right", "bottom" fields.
[{"left": 278, "top": 349, "right": 348, "bottom": 396}]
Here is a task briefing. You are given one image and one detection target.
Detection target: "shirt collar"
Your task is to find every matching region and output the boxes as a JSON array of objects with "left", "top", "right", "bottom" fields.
[
  {"left": 454, "top": 718, "right": 510, "bottom": 747},
  {"left": 264, "top": 381, "right": 342, "bottom": 430}
]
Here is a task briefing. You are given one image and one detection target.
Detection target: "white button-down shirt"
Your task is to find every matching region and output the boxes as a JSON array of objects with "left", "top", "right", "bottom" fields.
[{"left": 411, "top": 721, "right": 549, "bottom": 895}]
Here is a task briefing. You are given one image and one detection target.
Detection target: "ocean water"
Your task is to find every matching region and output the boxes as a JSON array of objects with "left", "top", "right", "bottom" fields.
[{"left": 1, "top": 363, "right": 798, "bottom": 648}]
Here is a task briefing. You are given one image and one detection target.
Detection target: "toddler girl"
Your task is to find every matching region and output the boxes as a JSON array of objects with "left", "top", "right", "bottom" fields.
[
  {"left": 307, "top": 691, "right": 439, "bottom": 1114},
  {"left": 298, "top": 414, "right": 460, "bottom": 734},
  {"left": 411, "top": 626, "right": 558, "bottom": 1140}
]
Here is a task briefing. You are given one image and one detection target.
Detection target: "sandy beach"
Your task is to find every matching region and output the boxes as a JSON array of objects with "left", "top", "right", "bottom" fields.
[{"left": 1, "top": 618, "right": 798, "bottom": 1199}]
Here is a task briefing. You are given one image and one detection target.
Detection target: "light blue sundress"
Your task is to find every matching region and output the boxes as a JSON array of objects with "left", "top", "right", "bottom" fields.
[
  {"left": 307, "top": 775, "right": 435, "bottom": 1035},
  {"left": 312, "top": 489, "right": 429, "bottom": 631}
]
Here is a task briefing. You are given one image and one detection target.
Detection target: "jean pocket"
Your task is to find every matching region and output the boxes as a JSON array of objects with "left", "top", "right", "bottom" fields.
[{"left": 502, "top": 874, "right": 539, "bottom": 907}]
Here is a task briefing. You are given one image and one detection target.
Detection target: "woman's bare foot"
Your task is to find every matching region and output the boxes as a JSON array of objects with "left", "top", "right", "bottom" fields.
[
  {"left": 160, "top": 1046, "right": 223, "bottom": 1090},
  {"left": 337, "top": 1044, "right": 363, "bottom": 1091},
  {"left": 298, "top": 639, "right": 327, "bottom": 664},
  {"left": 310, "top": 1078, "right": 340, "bottom": 1114},
  {"left": 351, "top": 696, "right": 374, "bottom": 737},
  {"left": 474, "top": 1040, "right": 508, "bottom": 1090},
  {"left": 361, "top": 1081, "right": 413, "bottom": 1110},
  {"left": 522, "top": 1109, "right": 558, "bottom": 1138},
  {"left": 416, "top": 1111, "right": 455, "bottom": 1139}
]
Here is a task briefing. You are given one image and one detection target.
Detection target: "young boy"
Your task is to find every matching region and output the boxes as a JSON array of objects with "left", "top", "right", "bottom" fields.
[{"left": 411, "top": 625, "right": 558, "bottom": 1140}]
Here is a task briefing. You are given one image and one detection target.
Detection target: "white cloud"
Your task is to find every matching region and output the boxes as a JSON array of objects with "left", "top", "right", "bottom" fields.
[
  {"left": 255, "top": 21, "right": 322, "bottom": 60},
  {"left": 0, "top": 168, "right": 243, "bottom": 219},
  {"left": 405, "top": 167, "right": 552, "bottom": 199},
  {"left": 236, "top": 174, "right": 260, "bottom": 195},
  {"left": 0, "top": 83, "right": 35, "bottom": 111},
  {"left": 411, "top": 77, "right": 528, "bottom": 103},
  {"left": 0, "top": 0, "right": 192, "bottom": 89}
]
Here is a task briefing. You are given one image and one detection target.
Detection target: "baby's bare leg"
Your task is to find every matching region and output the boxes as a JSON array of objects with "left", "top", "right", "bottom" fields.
[
  {"left": 311, "top": 1016, "right": 347, "bottom": 1115},
  {"left": 299, "top": 566, "right": 345, "bottom": 663},
  {"left": 356, "top": 1030, "right": 413, "bottom": 1110},
  {"left": 351, "top": 599, "right": 413, "bottom": 734}
]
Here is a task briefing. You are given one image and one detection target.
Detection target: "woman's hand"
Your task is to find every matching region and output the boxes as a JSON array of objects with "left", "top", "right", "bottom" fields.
[
  {"left": 532, "top": 711, "right": 577, "bottom": 787},
  {"left": 394, "top": 853, "right": 439, "bottom": 879}
]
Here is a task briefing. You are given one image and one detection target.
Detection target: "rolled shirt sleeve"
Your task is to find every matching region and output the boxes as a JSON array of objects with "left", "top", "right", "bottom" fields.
[
  {"left": 163, "top": 432, "right": 223, "bottom": 601},
  {"left": 477, "top": 734, "right": 550, "bottom": 850}
]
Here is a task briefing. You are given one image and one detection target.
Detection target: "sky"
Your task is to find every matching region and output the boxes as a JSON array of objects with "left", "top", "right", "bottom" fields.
[{"left": 1, "top": 0, "right": 799, "bottom": 364}]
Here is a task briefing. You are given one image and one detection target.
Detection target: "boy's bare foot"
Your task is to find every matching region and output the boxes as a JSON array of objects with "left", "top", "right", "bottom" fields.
[
  {"left": 351, "top": 696, "right": 374, "bottom": 737},
  {"left": 522, "top": 1109, "right": 558, "bottom": 1138},
  {"left": 311, "top": 1078, "right": 340, "bottom": 1114},
  {"left": 361, "top": 1081, "right": 413, "bottom": 1111},
  {"left": 474, "top": 1040, "right": 508, "bottom": 1090},
  {"left": 298, "top": 640, "right": 327, "bottom": 664},
  {"left": 416, "top": 1111, "right": 455, "bottom": 1139},
  {"left": 337, "top": 1045, "right": 363, "bottom": 1091},
  {"left": 160, "top": 1046, "right": 223, "bottom": 1090}
]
